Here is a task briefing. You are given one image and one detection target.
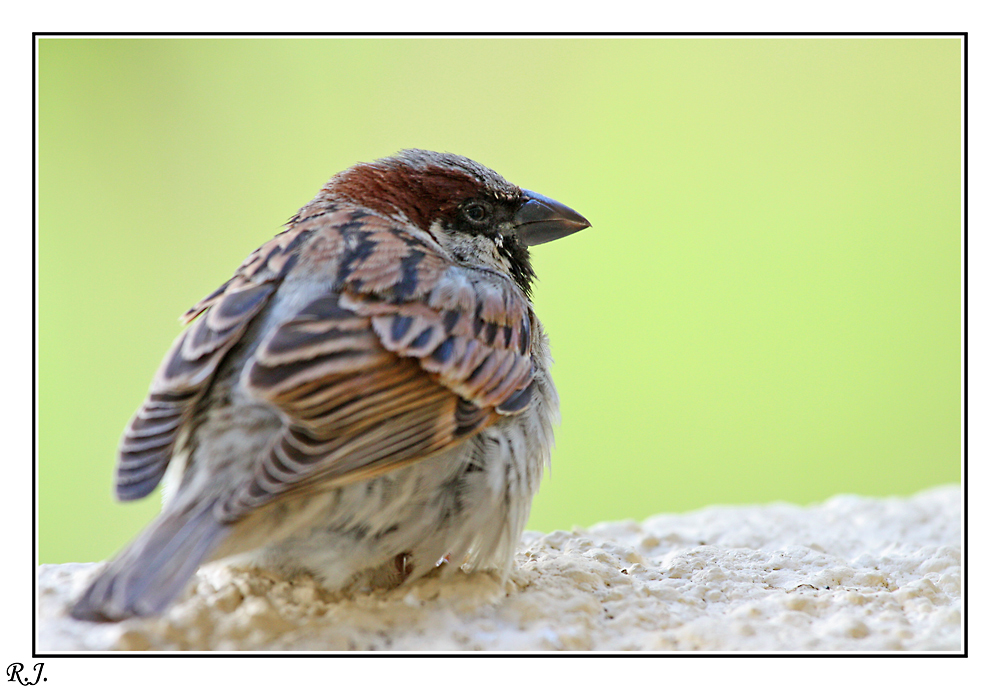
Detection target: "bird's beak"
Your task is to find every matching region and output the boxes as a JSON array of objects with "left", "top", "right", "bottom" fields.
[{"left": 514, "top": 189, "right": 591, "bottom": 246}]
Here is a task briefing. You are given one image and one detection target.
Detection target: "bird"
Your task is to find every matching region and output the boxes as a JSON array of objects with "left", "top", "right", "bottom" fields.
[{"left": 70, "top": 149, "right": 590, "bottom": 621}]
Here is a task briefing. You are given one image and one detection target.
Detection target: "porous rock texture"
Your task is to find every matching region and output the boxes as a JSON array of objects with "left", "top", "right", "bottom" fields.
[{"left": 37, "top": 485, "right": 962, "bottom": 652}]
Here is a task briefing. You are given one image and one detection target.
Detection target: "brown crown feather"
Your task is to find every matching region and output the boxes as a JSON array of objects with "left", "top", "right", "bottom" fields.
[{"left": 319, "top": 150, "right": 522, "bottom": 231}]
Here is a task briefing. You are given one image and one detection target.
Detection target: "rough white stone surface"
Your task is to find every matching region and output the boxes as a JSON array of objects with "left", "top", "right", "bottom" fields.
[{"left": 37, "top": 485, "right": 962, "bottom": 652}]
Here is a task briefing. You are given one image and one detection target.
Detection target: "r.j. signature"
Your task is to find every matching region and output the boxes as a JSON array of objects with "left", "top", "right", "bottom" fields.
[{"left": 6, "top": 663, "right": 46, "bottom": 686}]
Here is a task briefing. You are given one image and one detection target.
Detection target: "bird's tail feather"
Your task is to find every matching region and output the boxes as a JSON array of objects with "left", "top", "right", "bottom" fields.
[{"left": 70, "top": 500, "right": 229, "bottom": 621}]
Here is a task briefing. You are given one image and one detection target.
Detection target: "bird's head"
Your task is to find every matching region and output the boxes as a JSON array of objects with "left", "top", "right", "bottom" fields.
[{"left": 318, "top": 149, "right": 590, "bottom": 295}]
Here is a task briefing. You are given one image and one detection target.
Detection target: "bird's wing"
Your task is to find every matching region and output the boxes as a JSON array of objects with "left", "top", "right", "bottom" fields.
[
  {"left": 215, "top": 210, "right": 535, "bottom": 522},
  {"left": 114, "top": 225, "right": 310, "bottom": 501}
]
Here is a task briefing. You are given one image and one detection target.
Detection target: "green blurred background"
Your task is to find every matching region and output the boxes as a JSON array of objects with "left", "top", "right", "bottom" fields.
[{"left": 38, "top": 37, "right": 961, "bottom": 565}]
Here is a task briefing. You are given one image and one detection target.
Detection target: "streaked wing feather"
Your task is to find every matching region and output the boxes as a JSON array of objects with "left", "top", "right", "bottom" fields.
[
  {"left": 115, "top": 226, "right": 312, "bottom": 502},
  {"left": 218, "top": 216, "right": 534, "bottom": 521}
]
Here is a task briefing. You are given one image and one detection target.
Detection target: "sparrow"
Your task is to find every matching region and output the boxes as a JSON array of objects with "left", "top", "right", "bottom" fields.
[{"left": 70, "top": 149, "right": 589, "bottom": 621}]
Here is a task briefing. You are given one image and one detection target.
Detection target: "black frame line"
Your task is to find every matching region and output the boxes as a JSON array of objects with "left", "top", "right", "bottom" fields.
[{"left": 31, "top": 30, "right": 969, "bottom": 660}]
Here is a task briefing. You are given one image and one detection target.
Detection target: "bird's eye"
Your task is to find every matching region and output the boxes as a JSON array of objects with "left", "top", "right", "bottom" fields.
[{"left": 463, "top": 202, "right": 491, "bottom": 224}]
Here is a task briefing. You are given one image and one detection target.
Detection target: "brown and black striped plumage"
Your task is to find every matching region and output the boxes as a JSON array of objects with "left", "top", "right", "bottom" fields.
[{"left": 72, "top": 150, "right": 588, "bottom": 621}]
